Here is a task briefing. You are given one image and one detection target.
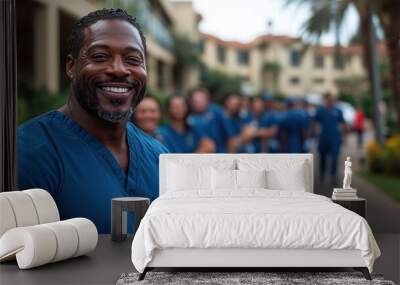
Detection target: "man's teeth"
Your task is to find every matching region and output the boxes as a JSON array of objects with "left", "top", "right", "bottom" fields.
[{"left": 101, "top": 87, "right": 129, "bottom": 93}]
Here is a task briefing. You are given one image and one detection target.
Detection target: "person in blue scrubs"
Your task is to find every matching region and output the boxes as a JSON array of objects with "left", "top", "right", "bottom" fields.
[
  {"left": 188, "top": 88, "right": 228, "bottom": 153},
  {"left": 222, "top": 93, "right": 260, "bottom": 153},
  {"left": 299, "top": 98, "right": 314, "bottom": 153},
  {"left": 156, "top": 95, "right": 215, "bottom": 153},
  {"left": 246, "top": 96, "right": 277, "bottom": 153},
  {"left": 240, "top": 95, "right": 251, "bottom": 122},
  {"left": 313, "top": 93, "right": 347, "bottom": 182},
  {"left": 18, "top": 9, "right": 168, "bottom": 233},
  {"left": 280, "top": 98, "right": 308, "bottom": 153},
  {"left": 261, "top": 93, "right": 280, "bottom": 152},
  {"left": 131, "top": 96, "right": 162, "bottom": 137}
]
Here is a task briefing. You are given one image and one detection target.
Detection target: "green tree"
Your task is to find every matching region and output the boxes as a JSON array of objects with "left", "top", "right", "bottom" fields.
[
  {"left": 199, "top": 65, "right": 243, "bottom": 102},
  {"left": 373, "top": 1, "right": 400, "bottom": 133},
  {"left": 172, "top": 34, "right": 200, "bottom": 90},
  {"left": 17, "top": 81, "right": 68, "bottom": 125}
]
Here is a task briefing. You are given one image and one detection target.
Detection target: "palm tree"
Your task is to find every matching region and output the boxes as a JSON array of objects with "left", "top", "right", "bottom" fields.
[
  {"left": 287, "top": 0, "right": 400, "bottom": 141},
  {"left": 373, "top": 1, "right": 400, "bottom": 134}
]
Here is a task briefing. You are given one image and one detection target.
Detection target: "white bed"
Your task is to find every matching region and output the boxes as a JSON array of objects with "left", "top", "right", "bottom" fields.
[{"left": 131, "top": 154, "right": 380, "bottom": 280}]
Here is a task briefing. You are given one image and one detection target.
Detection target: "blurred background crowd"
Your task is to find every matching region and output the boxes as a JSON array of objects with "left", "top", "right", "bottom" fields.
[{"left": 133, "top": 89, "right": 355, "bottom": 183}]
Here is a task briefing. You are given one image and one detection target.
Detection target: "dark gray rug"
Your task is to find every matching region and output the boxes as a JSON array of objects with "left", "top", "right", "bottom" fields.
[{"left": 116, "top": 272, "right": 396, "bottom": 285}]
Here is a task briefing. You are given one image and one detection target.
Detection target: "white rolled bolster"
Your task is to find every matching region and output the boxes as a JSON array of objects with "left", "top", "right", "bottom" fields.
[
  {"left": 64, "top": 218, "right": 98, "bottom": 257},
  {"left": 0, "top": 218, "right": 98, "bottom": 269},
  {"left": 0, "top": 196, "right": 17, "bottom": 237},
  {"left": 23, "top": 189, "right": 60, "bottom": 224}
]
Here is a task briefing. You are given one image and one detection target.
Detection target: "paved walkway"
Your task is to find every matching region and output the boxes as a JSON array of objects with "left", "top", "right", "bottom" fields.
[{"left": 313, "top": 127, "right": 400, "bottom": 233}]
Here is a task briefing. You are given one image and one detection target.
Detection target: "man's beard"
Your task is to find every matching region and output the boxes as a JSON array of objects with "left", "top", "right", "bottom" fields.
[{"left": 72, "top": 78, "right": 144, "bottom": 124}]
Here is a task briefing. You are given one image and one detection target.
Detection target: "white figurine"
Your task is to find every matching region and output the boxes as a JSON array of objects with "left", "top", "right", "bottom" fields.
[{"left": 343, "top": 156, "right": 352, "bottom": 189}]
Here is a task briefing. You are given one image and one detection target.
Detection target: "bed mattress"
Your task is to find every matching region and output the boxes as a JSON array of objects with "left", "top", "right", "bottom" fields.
[{"left": 131, "top": 190, "right": 380, "bottom": 273}]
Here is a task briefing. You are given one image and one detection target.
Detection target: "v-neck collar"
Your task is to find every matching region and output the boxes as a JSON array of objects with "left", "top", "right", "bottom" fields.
[{"left": 50, "top": 111, "right": 137, "bottom": 193}]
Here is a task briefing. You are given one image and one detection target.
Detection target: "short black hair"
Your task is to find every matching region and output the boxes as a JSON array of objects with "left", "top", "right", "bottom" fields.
[
  {"left": 323, "top": 92, "right": 333, "bottom": 100},
  {"left": 66, "top": 8, "right": 146, "bottom": 59}
]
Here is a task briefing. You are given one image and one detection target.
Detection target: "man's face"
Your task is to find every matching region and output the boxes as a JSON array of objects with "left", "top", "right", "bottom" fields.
[
  {"left": 133, "top": 97, "right": 160, "bottom": 135},
  {"left": 241, "top": 96, "right": 249, "bottom": 111},
  {"left": 169, "top": 97, "right": 188, "bottom": 121},
  {"left": 252, "top": 97, "right": 264, "bottom": 115},
  {"left": 190, "top": 91, "right": 209, "bottom": 113},
  {"left": 225, "top": 95, "right": 241, "bottom": 115},
  {"left": 67, "top": 19, "right": 147, "bottom": 123},
  {"left": 325, "top": 96, "right": 334, "bottom": 108}
]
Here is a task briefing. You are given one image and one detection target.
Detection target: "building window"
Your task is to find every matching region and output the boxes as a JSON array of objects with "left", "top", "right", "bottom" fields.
[
  {"left": 314, "top": 54, "right": 324, "bottom": 68},
  {"left": 143, "top": 3, "right": 174, "bottom": 50},
  {"left": 334, "top": 54, "right": 345, "bottom": 70},
  {"left": 313, "top": 77, "right": 324, "bottom": 84},
  {"left": 290, "top": 50, "right": 302, "bottom": 67},
  {"left": 290, "top": 76, "right": 300, "bottom": 85},
  {"left": 237, "top": 49, "right": 249, "bottom": 65},
  {"left": 217, "top": 45, "right": 225, "bottom": 63},
  {"left": 198, "top": 40, "right": 204, "bottom": 53}
]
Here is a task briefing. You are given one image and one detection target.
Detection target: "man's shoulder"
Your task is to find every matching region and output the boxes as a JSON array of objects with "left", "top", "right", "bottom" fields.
[
  {"left": 18, "top": 111, "right": 60, "bottom": 148},
  {"left": 19, "top": 111, "right": 57, "bottom": 132},
  {"left": 261, "top": 111, "right": 276, "bottom": 122},
  {"left": 210, "top": 103, "right": 225, "bottom": 116},
  {"left": 155, "top": 125, "right": 172, "bottom": 141},
  {"left": 156, "top": 124, "right": 170, "bottom": 134},
  {"left": 127, "top": 122, "right": 168, "bottom": 154},
  {"left": 334, "top": 106, "right": 343, "bottom": 115}
]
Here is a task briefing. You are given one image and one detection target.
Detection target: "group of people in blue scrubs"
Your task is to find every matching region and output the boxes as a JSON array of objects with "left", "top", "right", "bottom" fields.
[{"left": 133, "top": 89, "right": 347, "bottom": 182}]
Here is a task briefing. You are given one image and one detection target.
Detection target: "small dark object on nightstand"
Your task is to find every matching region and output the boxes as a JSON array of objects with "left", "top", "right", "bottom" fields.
[{"left": 111, "top": 197, "right": 150, "bottom": 242}]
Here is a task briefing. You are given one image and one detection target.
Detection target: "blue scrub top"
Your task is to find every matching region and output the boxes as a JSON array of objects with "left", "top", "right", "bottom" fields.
[
  {"left": 280, "top": 109, "right": 306, "bottom": 153},
  {"left": 314, "top": 106, "right": 344, "bottom": 146},
  {"left": 156, "top": 124, "right": 205, "bottom": 153},
  {"left": 223, "top": 111, "right": 252, "bottom": 153},
  {"left": 260, "top": 111, "right": 280, "bottom": 153},
  {"left": 18, "top": 111, "right": 168, "bottom": 233},
  {"left": 246, "top": 112, "right": 275, "bottom": 153},
  {"left": 302, "top": 110, "right": 313, "bottom": 133},
  {"left": 188, "top": 103, "right": 228, "bottom": 153}
]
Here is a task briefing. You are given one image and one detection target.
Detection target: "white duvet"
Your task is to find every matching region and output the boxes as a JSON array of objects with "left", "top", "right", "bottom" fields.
[{"left": 131, "top": 190, "right": 380, "bottom": 273}]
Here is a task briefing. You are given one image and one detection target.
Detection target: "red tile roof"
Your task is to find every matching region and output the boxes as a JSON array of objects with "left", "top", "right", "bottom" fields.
[
  {"left": 200, "top": 32, "right": 387, "bottom": 56},
  {"left": 200, "top": 32, "right": 299, "bottom": 49}
]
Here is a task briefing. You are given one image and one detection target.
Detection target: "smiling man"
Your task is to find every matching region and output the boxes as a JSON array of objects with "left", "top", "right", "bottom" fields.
[{"left": 18, "top": 9, "right": 168, "bottom": 233}]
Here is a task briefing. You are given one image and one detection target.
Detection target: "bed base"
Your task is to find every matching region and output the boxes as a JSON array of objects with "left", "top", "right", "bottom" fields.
[
  {"left": 138, "top": 248, "right": 372, "bottom": 281},
  {"left": 138, "top": 267, "right": 371, "bottom": 281}
]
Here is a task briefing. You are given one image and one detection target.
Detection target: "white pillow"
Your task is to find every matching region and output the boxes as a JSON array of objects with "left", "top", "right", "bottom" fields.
[
  {"left": 237, "top": 159, "right": 308, "bottom": 192},
  {"left": 211, "top": 168, "right": 237, "bottom": 191},
  {"left": 266, "top": 167, "right": 306, "bottom": 191},
  {"left": 236, "top": 169, "right": 267, "bottom": 189},
  {"left": 167, "top": 163, "right": 211, "bottom": 191}
]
